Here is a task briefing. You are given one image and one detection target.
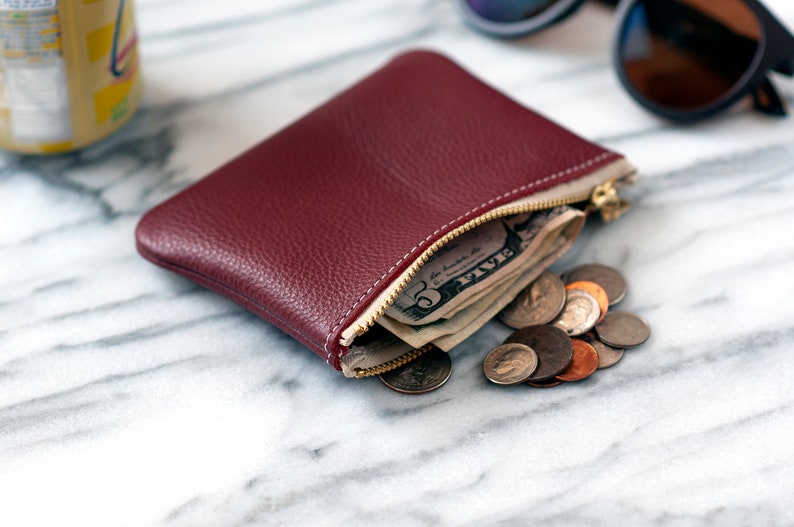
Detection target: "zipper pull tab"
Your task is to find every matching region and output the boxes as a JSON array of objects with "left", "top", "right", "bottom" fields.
[{"left": 590, "top": 180, "right": 631, "bottom": 222}]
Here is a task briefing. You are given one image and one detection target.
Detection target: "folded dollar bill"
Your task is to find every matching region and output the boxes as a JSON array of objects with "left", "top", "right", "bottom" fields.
[{"left": 375, "top": 206, "right": 585, "bottom": 351}]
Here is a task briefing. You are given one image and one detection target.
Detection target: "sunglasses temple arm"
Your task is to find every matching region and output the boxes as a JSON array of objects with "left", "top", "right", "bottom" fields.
[
  {"left": 752, "top": 76, "right": 787, "bottom": 117},
  {"left": 770, "top": 18, "right": 794, "bottom": 76},
  {"left": 773, "top": 39, "right": 794, "bottom": 76}
]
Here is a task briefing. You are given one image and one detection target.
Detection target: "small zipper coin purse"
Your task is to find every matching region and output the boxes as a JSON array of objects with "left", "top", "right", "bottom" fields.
[{"left": 135, "top": 51, "right": 636, "bottom": 379}]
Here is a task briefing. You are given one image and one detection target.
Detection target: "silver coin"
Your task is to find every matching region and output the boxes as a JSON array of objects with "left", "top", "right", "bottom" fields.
[
  {"left": 379, "top": 347, "right": 452, "bottom": 394},
  {"left": 551, "top": 289, "right": 600, "bottom": 337},
  {"left": 482, "top": 343, "right": 538, "bottom": 385},
  {"left": 561, "top": 263, "right": 627, "bottom": 306},
  {"left": 499, "top": 270, "right": 566, "bottom": 329},
  {"left": 583, "top": 334, "right": 624, "bottom": 369},
  {"left": 595, "top": 311, "right": 651, "bottom": 348}
]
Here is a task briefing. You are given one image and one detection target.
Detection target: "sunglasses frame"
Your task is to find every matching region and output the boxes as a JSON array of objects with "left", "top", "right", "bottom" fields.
[
  {"left": 457, "top": 0, "right": 587, "bottom": 38},
  {"left": 612, "top": 0, "right": 794, "bottom": 122}
]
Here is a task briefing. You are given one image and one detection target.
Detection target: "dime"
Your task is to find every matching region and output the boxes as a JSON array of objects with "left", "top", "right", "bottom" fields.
[
  {"left": 550, "top": 289, "right": 600, "bottom": 337},
  {"left": 595, "top": 311, "right": 651, "bottom": 348},
  {"left": 582, "top": 333, "right": 624, "bottom": 369},
  {"left": 504, "top": 325, "right": 574, "bottom": 382},
  {"left": 527, "top": 378, "right": 562, "bottom": 388},
  {"left": 482, "top": 343, "right": 538, "bottom": 385},
  {"left": 565, "top": 280, "right": 609, "bottom": 322},
  {"left": 379, "top": 347, "right": 452, "bottom": 394},
  {"left": 561, "top": 263, "right": 627, "bottom": 306},
  {"left": 555, "top": 339, "right": 599, "bottom": 382},
  {"left": 498, "top": 270, "right": 566, "bottom": 329}
]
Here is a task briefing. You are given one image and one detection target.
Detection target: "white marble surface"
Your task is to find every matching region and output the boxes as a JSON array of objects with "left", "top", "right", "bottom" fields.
[{"left": 2, "top": 1, "right": 794, "bottom": 525}]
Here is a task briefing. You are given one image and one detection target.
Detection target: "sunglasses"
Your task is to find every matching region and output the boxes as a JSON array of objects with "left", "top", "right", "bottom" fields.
[{"left": 457, "top": 0, "right": 794, "bottom": 121}]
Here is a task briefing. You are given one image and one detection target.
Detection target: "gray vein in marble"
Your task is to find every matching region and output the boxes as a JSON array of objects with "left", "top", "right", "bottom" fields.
[
  {"left": 0, "top": 356, "right": 211, "bottom": 454},
  {"left": 140, "top": 24, "right": 442, "bottom": 118},
  {"left": 686, "top": 294, "right": 730, "bottom": 308},
  {"left": 46, "top": 312, "right": 237, "bottom": 354},
  {"left": 2, "top": 2, "right": 793, "bottom": 525},
  {"left": 141, "top": 0, "right": 356, "bottom": 42}
]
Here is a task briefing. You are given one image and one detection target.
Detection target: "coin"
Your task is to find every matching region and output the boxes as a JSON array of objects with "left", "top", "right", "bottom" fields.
[
  {"left": 504, "top": 325, "right": 574, "bottom": 382},
  {"left": 550, "top": 288, "right": 600, "bottom": 337},
  {"left": 595, "top": 311, "right": 651, "bottom": 348},
  {"left": 498, "top": 270, "right": 566, "bottom": 329},
  {"left": 379, "top": 347, "right": 452, "bottom": 394},
  {"left": 527, "top": 378, "right": 562, "bottom": 388},
  {"left": 582, "top": 333, "right": 624, "bottom": 369},
  {"left": 555, "top": 338, "right": 599, "bottom": 382},
  {"left": 565, "top": 280, "right": 609, "bottom": 322},
  {"left": 561, "top": 263, "right": 627, "bottom": 306},
  {"left": 482, "top": 343, "right": 538, "bottom": 385}
]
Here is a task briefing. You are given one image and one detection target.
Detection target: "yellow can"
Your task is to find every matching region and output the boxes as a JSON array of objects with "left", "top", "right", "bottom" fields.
[{"left": 0, "top": 0, "right": 141, "bottom": 154}]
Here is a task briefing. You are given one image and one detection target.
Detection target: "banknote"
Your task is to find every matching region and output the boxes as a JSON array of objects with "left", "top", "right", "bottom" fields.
[
  {"left": 386, "top": 206, "right": 583, "bottom": 326},
  {"left": 378, "top": 207, "right": 585, "bottom": 351}
]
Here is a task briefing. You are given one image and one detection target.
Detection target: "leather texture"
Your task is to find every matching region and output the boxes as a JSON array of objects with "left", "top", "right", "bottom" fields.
[{"left": 135, "top": 50, "right": 623, "bottom": 371}]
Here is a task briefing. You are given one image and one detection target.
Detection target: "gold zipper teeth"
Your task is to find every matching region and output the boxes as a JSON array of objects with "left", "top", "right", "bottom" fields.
[
  {"left": 355, "top": 344, "right": 435, "bottom": 378},
  {"left": 351, "top": 194, "right": 591, "bottom": 338}
]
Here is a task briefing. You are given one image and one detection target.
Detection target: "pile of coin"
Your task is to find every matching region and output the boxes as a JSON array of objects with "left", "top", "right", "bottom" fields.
[
  {"left": 483, "top": 263, "right": 650, "bottom": 388},
  {"left": 378, "top": 263, "right": 650, "bottom": 394}
]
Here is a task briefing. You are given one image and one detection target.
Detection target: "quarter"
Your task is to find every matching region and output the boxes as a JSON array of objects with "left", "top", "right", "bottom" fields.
[
  {"left": 379, "top": 347, "right": 452, "bottom": 394},
  {"left": 499, "top": 270, "right": 566, "bottom": 329}
]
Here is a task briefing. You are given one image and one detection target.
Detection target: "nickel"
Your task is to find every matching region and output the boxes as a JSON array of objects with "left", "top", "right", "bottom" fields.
[
  {"left": 595, "top": 311, "right": 651, "bottom": 348},
  {"left": 561, "top": 263, "right": 627, "bottom": 306},
  {"left": 582, "top": 334, "right": 624, "bottom": 369},
  {"left": 483, "top": 343, "right": 538, "bottom": 385}
]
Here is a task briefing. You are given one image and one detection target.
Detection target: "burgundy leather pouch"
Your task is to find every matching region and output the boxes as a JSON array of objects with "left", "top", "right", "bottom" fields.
[{"left": 135, "top": 50, "right": 635, "bottom": 376}]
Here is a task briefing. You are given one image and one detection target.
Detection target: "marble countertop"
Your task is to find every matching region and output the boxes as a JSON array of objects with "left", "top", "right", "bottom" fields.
[{"left": 2, "top": 1, "right": 794, "bottom": 525}]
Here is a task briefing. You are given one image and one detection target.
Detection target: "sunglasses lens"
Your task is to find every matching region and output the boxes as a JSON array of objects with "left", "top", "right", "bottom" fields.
[
  {"left": 618, "top": 0, "right": 762, "bottom": 111},
  {"left": 466, "top": 0, "right": 559, "bottom": 23}
]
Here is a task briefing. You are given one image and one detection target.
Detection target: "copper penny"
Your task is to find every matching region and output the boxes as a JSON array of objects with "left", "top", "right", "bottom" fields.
[
  {"left": 499, "top": 270, "right": 566, "bottom": 329},
  {"left": 379, "top": 347, "right": 452, "bottom": 394},
  {"left": 550, "top": 288, "right": 600, "bottom": 337},
  {"left": 503, "top": 325, "right": 573, "bottom": 382},
  {"left": 482, "top": 343, "right": 538, "bottom": 385},
  {"left": 582, "top": 333, "right": 624, "bottom": 369},
  {"left": 527, "top": 378, "right": 562, "bottom": 388},
  {"left": 565, "top": 280, "right": 609, "bottom": 322},
  {"left": 555, "top": 339, "right": 599, "bottom": 382},
  {"left": 561, "top": 263, "right": 627, "bottom": 306},
  {"left": 595, "top": 311, "right": 651, "bottom": 348}
]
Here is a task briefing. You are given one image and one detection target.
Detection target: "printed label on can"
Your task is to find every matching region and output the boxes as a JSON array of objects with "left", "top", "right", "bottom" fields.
[
  {"left": 0, "top": 0, "right": 140, "bottom": 153},
  {"left": 0, "top": 1, "right": 58, "bottom": 10},
  {"left": 0, "top": 1, "right": 72, "bottom": 146}
]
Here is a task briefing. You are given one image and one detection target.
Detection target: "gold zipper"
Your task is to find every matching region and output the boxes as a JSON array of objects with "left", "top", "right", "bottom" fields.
[
  {"left": 355, "top": 344, "right": 435, "bottom": 378},
  {"left": 588, "top": 180, "right": 632, "bottom": 222},
  {"left": 344, "top": 162, "right": 637, "bottom": 379},
  {"left": 348, "top": 178, "right": 629, "bottom": 341}
]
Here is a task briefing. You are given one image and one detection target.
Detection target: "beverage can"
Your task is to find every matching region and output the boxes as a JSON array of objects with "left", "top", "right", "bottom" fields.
[{"left": 0, "top": 0, "right": 141, "bottom": 154}]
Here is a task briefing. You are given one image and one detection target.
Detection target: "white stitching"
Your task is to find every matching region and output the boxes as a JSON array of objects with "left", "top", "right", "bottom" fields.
[{"left": 323, "top": 152, "right": 615, "bottom": 361}]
